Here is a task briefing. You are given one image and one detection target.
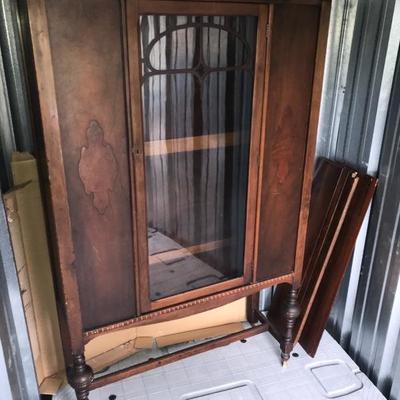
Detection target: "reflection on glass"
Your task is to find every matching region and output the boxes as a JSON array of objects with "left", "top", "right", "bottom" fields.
[{"left": 140, "top": 15, "right": 258, "bottom": 300}]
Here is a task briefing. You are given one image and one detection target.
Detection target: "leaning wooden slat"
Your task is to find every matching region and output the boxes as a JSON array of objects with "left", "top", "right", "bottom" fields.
[
  {"left": 26, "top": 0, "right": 84, "bottom": 359},
  {"left": 300, "top": 172, "right": 378, "bottom": 356}
]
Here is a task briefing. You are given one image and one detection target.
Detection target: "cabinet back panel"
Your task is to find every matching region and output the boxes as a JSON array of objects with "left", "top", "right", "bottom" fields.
[
  {"left": 45, "top": 0, "right": 137, "bottom": 330},
  {"left": 256, "top": 4, "right": 320, "bottom": 281}
]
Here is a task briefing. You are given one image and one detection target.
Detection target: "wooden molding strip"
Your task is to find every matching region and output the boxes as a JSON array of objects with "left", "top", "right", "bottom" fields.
[
  {"left": 293, "top": 0, "right": 332, "bottom": 286},
  {"left": 144, "top": 132, "right": 237, "bottom": 156},
  {"left": 83, "top": 272, "right": 293, "bottom": 343}
]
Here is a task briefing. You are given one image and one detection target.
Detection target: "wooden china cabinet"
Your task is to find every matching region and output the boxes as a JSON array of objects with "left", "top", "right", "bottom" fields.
[{"left": 24, "top": 0, "right": 330, "bottom": 398}]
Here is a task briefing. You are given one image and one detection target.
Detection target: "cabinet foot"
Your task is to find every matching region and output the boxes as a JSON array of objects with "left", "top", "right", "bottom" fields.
[
  {"left": 280, "top": 287, "right": 300, "bottom": 366},
  {"left": 67, "top": 354, "right": 94, "bottom": 400}
]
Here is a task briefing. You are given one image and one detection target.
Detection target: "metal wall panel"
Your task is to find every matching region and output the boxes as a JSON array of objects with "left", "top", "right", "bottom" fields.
[{"left": 315, "top": 0, "right": 400, "bottom": 398}]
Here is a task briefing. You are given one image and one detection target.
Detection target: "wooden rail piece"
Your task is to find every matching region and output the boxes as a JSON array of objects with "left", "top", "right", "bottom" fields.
[{"left": 149, "top": 239, "right": 228, "bottom": 265}]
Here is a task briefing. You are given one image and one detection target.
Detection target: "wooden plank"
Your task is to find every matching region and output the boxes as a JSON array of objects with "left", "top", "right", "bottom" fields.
[
  {"left": 138, "top": 0, "right": 260, "bottom": 15},
  {"left": 126, "top": 0, "right": 153, "bottom": 313},
  {"left": 243, "top": 4, "right": 270, "bottom": 284},
  {"left": 300, "top": 170, "right": 377, "bottom": 356},
  {"left": 149, "top": 239, "right": 228, "bottom": 265},
  {"left": 144, "top": 0, "right": 322, "bottom": 4},
  {"left": 26, "top": 0, "right": 84, "bottom": 357},
  {"left": 256, "top": 3, "right": 321, "bottom": 282},
  {"left": 83, "top": 272, "right": 292, "bottom": 342},
  {"left": 293, "top": 0, "right": 332, "bottom": 286},
  {"left": 267, "top": 160, "right": 377, "bottom": 357},
  {"left": 283, "top": 160, "right": 358, "bottom": 343},
  {"left": 268, "top": 160, "right": 358, "bottom": 343},
  {"left": 150, "top": 276, "right": 246, "bottom": 310},
  {"left": 90, "top": 323, "right": 268, "bottom": 390},
  {"left": 145, "top": 133, "right": 237, "bottom": 156},
  {"left": 252, "top": 4, "right": 273, "bottom": 280}
]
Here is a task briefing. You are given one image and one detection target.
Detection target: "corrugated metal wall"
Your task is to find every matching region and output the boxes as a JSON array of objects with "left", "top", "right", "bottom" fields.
[{"left": 316, "top": 0, "right": 400, "bottom": 398}]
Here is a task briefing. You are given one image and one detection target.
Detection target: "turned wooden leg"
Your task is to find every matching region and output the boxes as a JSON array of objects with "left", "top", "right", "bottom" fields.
[
  {"left": 67, "top": 354, "right": 94, "bottom": 400},
  {"left": 280, "top": 287, "right": 300, "bottom": 367}
]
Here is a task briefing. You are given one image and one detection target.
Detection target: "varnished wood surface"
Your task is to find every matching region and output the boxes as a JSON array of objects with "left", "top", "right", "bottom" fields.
[
  {"left": 293, "top": 0, "right": 331, "bottom": 286},
  {"left": 126, "top": 0, "right": 152, "bottom": 313},
  {"left": 268, "top": 160, "right": 377, "bottom": 357},
  {"left": 296, "top": 161, "right": 358, "bottom": 342},
  {"left": 138, "top": 0, "right": 261, "bottom": 15},
  {"left": 43, "top": 0, "right": 137, "bottom": 330},
  {"left": 26, "top": 0, "right": 84, "bottom": 356},
  {"left": 300, "top": 168, "right": 377, "bottom": 356},
  {"left": 244, "top": 5, "right": 270, "bottom": 283},
  {"left": 256, "top": 3, "right": 321, "bottom": 282},
  {"left": 268, "top": 160, "right": 358, "bottom": 344}
]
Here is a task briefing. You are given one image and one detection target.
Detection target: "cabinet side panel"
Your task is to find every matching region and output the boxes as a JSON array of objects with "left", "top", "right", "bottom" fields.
[
  {"left": 45, "top": 0, "right": 136, "bottom": 329},
  {"left": 256, "top": 4, "right": 320, "bottom": 281}
]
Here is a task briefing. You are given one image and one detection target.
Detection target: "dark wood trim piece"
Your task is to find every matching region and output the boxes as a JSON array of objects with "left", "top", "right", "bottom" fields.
[
  {"left": 255, "top": 309, "right": 268, "bottom": 324},
  {"left": 253, "top": 4, "right": 273, "bottom": 280},
  {"left": 90, "top": 323, "right": 269, "bottom": 390},
  {"left": 137, "top": 0, "right": 261, "bottom": 15},
  {"left": 293, "top": 0, "right": 331, "bottom": 287},
  {"left": 122, "top": 0, "right": 142, "bottom": 319},
  {"left": 126, "top": 0, "right": 152, "bottom": 313},
  {"left": 67, "top": 354, "right": 94, "bottom": 400},
  {"left": 140, "top": 0, "right": 323, "bottom": 6},
  {"left": 247, "top": 293, "right": 261, "bottom": 324},
  {"left": 280, "top": 287, "right": 300, "bottom": 365},
  {"left": 83, "top": 273, "right": 293, "bottom": 343},
  {"left": 300, "top": 172, "right": 378, "bottom": 356},
  {"left": 243, "top": 4, "right": 270, "bottom": 283},
  {"left": 26, "top": 0, "right": 84, "bottom": 354},
  {"left": 149, "top": 277, "right": 246, "bottom": 311}
]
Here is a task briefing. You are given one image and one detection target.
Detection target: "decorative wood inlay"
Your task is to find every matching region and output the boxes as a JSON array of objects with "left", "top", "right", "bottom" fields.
[
  {"left": 78, "top": 120, "right": 118, "bottom": 214},
  {"left": 144, "top": 132, "right": 237, "bottom": 157},
  {"left": 83, "top": 273, "right": 293, "bottom": 342}
]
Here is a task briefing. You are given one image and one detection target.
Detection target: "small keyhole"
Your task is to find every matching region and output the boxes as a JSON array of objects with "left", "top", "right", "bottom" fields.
[{"left": 109, "top": 395, "right": 117, "bottom": 400}]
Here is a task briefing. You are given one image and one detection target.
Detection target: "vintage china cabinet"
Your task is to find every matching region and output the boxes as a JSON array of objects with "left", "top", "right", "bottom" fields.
[{"left": 25, "top": 0, "right": 330, "bottom": 398}]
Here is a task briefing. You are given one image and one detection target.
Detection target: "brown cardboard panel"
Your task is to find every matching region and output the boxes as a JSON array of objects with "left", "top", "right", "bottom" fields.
[
  {"left": 136, "top": 299, "right": 246, "bottom": 338},
  {"left": 39, "top": 374, "right": 65, "bottom": 395},
  {"left": 10, "top": 153, "right": 65, "bottom": 379},
  {"left": 87, "top": 340, "right": 137, "bottom": 373},
  {"left": 156, "top": 322, "right": 244, "bottom": 348},
  {"left": 134, "top": 337, "right": 154, "bottom": 349}
]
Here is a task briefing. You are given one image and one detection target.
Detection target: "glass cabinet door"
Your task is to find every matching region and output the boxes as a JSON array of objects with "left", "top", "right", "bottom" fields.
[{"left": 131, "top": 3, "right": 267, "bottom": 308}]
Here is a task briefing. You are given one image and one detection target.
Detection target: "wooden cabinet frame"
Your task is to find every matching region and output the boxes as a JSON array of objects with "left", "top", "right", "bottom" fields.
[
  {"left": 24, "top": 0, "right": 331, "bottom": 398},
  {"left": 128, "top": 1, "right": 270, "bottom": 313}
]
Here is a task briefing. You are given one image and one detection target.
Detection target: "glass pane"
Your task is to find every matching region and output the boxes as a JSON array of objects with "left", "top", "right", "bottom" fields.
[{"left": 140, "top": 15, "right": 258, "bottom": 300}]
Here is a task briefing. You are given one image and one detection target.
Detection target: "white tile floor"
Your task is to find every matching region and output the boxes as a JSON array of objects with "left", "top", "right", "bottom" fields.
[{"left": 55, "top": 331, "right": 385, "bottom": 400}]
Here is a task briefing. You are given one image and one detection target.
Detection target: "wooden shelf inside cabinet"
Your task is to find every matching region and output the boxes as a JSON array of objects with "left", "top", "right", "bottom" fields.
[
  {"left": 149, "top": 239, "right": 229, "bottom": 266},
  {"left": 144, "top": 132, "right": 239, "bottom": 156}
]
